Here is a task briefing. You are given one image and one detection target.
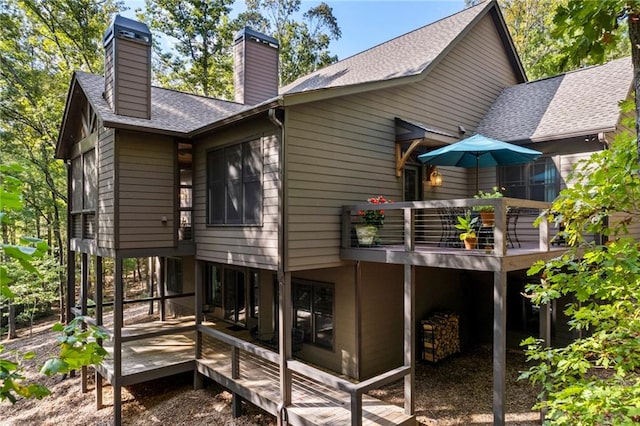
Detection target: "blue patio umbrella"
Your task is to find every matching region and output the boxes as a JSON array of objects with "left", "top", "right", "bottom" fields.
[{"left": 418, "top": 134, "right": 542, "bottom": 193}]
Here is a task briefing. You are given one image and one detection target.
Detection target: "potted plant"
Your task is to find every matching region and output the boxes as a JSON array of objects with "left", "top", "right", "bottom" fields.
[
  {"left": 356, "top": 196, "right": 393, "bottom": 246},
  {"left": 473, "top": 187, "right": 503, "bottom": 226},
  {"left": 455, "top": 211, "right": 479, "bottom": 249}
]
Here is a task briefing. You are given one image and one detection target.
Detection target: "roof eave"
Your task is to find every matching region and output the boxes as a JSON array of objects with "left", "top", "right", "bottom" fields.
[
  {"left": 281, "top": 1, "right": 525, "bottom": 107},
  {"left": 188, "top": 99, "right": 282, "bottom": 137},
  {"left": 525, "top": 126, "right": 618, "bottom": 144},
  {"left": 55, "top": 73, "right": 80, "bottom": 159},
  {"left": 281, "top": 74, "right": 424, "bottom": 107}
]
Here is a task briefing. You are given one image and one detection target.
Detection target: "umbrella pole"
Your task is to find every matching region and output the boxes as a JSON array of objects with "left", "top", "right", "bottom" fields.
[{"left": 475, "top": 154, "right": 479, "bottom": 194}]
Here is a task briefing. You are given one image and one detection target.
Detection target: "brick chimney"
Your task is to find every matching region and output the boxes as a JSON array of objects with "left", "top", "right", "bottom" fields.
[
  {"left": 234, "top": 27, "right": 279, "bottom": 105},
  {"left": 103, "top": 16, "right": 152, "bottom": 119}
]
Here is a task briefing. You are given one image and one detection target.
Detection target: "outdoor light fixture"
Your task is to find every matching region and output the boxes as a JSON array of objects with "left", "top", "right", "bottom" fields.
[{"left": 428, "top": 166, "right": 443, "bottom": 187}]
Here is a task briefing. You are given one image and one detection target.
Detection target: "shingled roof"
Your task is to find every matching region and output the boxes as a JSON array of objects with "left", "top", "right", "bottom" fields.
[
  {"left": 75, "top": 71, "right": 249, "bottom": 135},
  {"left": 280, "top": 0, "right": 521, "bottom": 96},
  {"left": 475, "top": 57, "right": 632, "bottom": 143}
]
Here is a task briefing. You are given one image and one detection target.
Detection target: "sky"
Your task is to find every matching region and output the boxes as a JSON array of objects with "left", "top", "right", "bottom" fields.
[{"left": 121, "top": 0, "right": 467, "bottom": 61}]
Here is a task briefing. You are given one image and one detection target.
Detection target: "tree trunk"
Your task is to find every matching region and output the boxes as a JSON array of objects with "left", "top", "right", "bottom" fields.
[
  {"left": 2, "top": 222, "right": 17, "bottom": 339},
  {"left": 7, "top": 304, "right": 17, "bottom": 340},
  {"left": 629, "top": 15, "right": 640, "bottom": 166}
]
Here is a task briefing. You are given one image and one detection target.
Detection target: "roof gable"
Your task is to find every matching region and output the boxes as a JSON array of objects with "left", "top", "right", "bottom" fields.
[
  {"left": 476, "top": 57, "right": 632, "bottom": 143},
  {"left": 279, "top": 0, "right": 524, "bottom": 99},
  {"left": 56, "top": 71, "right": 250, "bottom": 158}
]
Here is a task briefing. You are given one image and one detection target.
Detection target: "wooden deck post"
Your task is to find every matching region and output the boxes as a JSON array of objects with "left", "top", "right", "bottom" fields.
[
  {"left": 148, "top": 257, "right": 154, "bottom": 315},
  {"left": 159, "top": 257, "right": 166, "bottom": 321},
  {"left": 539, "top": 210, "right": 550, "bottom": 252},
  {"left": 351, "top": 392, "right": 362, "bottom": 426},
  {"left": 342, "top": 208, "right": 352, "bottom": 249},
  {"left": 493, "top": 271, "right": 507, "bottom": 426},
  {"left": 95, "top": 256, "right": 103, "bottom": 410},
  {"left": 194, "top": 260, "right": 204, "bottom": 390},
  {"left": 404, "top": 263, "right": 415, "bottom": 416},
  {"left": 81, "top": 253, "right": 89, "bottom": 393},
  {"left": 278, "top": 271, "right": 292, "bottom": 425},
  {"left": 113, "top": 256, "right": 123, "bottom": 426},
  {"left": 232, "top": 393, "right": 243, "bottom": 418},
  {"left": 539, "top": 300, "right": 551, "bottom": 422},
  {"left": 66, "top": 251, "right": 75, "bottom": 324},
  {"left": 494, "top": 200, "right": 506, "bottom": 256},
  {"left": 403, "top": 208, "right": 416, "bottom": 416}
]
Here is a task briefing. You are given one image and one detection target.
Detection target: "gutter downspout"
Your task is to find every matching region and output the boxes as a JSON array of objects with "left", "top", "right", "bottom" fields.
[{"left": 269, "top": 107, "right": 290, "bottom": 425}]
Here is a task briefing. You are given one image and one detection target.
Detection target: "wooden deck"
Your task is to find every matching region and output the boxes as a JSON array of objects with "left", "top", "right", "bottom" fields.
[
  {"left": 342, "top": 241, "right": 566, "bottom": 272},
  {"left": 96, "top": 319, "right": 414, "bottom": 425},
  {"left": 98, "top": 317, "right": 197, "bottom": 386},
  {"left": 198, "top": 332, "right": 414, "bottom": 425}
]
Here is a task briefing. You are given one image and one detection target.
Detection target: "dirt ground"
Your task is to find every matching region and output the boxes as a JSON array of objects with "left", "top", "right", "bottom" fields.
[{"left": 2, "top": 318, "right": 540, "bottom": 425}]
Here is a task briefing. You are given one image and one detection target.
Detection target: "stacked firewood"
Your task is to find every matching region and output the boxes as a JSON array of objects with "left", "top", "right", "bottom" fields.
[{"left": 421, "top": 311, "right": 460, "bottom": 363}]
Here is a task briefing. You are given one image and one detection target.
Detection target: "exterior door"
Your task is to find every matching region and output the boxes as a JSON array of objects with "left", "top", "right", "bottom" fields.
[
  {"left": 224, "top": 268, "right": 246, "bottom": 325},
  {"left": 404, "top": 165, "right": 422, "bottom": 201}
]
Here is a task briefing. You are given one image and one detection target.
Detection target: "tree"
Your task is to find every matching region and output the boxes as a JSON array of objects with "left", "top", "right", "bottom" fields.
[
  {"left": 1, "top": 164, "right": 108, "bottom": 404},
  {"left": 465, "top": 0, "right": 630, "bottom": 80},
  {"left": 520, "top": 102, "right": 640, "bottom": 423},
  {"left": 0, "top": 0, "right": 123, "bottom": 321},
  {"left": 552, "top": 1, "right": 640, "bottom": 162},
  {"left": 137, "top": 0, "right": 236, "bottom": 98},
  {"left": 237, "top": 0, "right": 341, "bottom": 85}
]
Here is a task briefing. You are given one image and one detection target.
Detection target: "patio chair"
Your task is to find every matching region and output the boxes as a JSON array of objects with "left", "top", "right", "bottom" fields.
[{"left": 438, "top": 207, "right": 465, "bottom": 248}]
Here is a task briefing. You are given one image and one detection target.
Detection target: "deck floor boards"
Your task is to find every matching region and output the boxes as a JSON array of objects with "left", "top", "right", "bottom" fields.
[
  {"left": 199, "top": 333, "right": 414, "bottom": 425},
  {"left": 97, "top": 319, "right": 413, "bottom": 425}
]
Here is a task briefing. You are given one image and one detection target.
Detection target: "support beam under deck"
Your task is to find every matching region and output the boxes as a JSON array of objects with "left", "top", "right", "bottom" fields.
[{"left": 493, "top": 271, "right": 507, "bottom": 426}]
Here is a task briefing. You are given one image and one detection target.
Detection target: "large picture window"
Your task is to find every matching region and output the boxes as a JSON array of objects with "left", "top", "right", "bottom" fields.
[
  {"left": 207, "top": 139, "right": 262, "bottom": 225},
  {"left": 293, "top": 280, "right": 334, "bottom": 350},
  {"left": 499, "top": 157, "right": 559, "bottom": 202}
]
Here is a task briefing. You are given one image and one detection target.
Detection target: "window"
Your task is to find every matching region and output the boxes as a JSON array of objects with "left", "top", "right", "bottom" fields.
[
  {"left": 204, "top": 264, "right": 222, "bottom": 309},
  {"left": 203, "top": 263, "right": 259, "bottom": 326},
  {"left": 293, "top": 280, "right": 334, "bottom": 349},
  {"left": 178, "top": 142, "right": 193, "bottom": 240},
  {"left": 70, "top": 148, "right": 97, "bottom": 239},
  {"left": 499, "top": 157, "right": 559, "bottom": 202},
  {"left": 207, "top": 139, "right": 262, "bottom": 225}
]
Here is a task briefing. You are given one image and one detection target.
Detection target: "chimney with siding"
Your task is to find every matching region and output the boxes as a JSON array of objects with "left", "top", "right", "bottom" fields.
[
  {"left": 234, "top": 27, "right": 280, "bottom": 105},
  {"left": 103, "top": 16, "right": 152, "bottom": 119}
]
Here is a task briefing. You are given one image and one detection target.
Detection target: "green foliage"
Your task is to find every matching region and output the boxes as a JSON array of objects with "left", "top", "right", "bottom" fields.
[
  {"left": 0, "top": 346, "right": 50, "bottom": 404},
  {"left": 41, "top": 317, "right": 109, "bottom": 376},
  {"left": 455, "top": 210, "right": 478, "bottom": 240},
  {"left": 473, "top": 186, "right": 503, "bottom": 212},
  {"left": 552, "top": 0, "right": 633, "bottom": 70},
  {"left": 521, "top": 124, "right": 640, "bottom": 423},
  {"left": 138, "top": 0, "right": 235, "bottom": 98},
  {"left": 238, "top": 0, "right": 341, "bottom": 85}
]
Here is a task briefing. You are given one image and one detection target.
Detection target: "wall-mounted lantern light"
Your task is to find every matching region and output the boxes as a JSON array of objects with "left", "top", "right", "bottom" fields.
[{"left": 428, "top": 166, "right": 443, "bottom": 187}]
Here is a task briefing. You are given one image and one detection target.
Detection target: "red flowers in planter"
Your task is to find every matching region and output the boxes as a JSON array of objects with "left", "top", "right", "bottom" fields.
[{"left": 358, "top": 196, "right": 394, "bottom": 228}]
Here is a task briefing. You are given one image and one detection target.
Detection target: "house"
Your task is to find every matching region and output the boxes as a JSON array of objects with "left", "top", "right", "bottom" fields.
[{"left": 54, "top": 1, "right": 632, "bottom": 425}]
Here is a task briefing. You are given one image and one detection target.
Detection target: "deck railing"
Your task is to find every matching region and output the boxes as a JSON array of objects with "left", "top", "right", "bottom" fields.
[
  {"left": 342, "top": 197, "right": 554, "bottom": 256},
  {"left": 197, "top": 325, "right": 411, "bottom": 426}
]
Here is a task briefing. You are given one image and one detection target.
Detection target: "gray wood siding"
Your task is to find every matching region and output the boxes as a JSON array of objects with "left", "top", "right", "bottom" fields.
[
  {"left": 98, "top": 127, "right": 115, "bottom": 249},
  {"left": 117, "top": 131, "right": 175, "bottom": 249},
  {"left": 113, "top": 39, "right": 150, "bottom": 119},
  {"left": 234, "top": 38, "right": 278, "bottom": 105},
  {"left": 193, "top": 119, "right": 280, "bottom": 270},
  {"left": 104, "top": 41, "right": 114, "bottom": 111},
  {"left": 285, "top": 14, "right": 520, "bottom": 270},
  {"left": 292, "top": 266, "right": 357, "bottom": 379},
  {"left": 359, "top": 263, "right": 403, "bottom": 379}
]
